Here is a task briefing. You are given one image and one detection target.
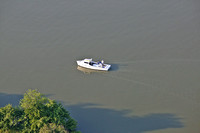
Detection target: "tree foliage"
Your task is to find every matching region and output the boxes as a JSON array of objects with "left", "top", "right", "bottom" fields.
[
  {"left": 0, "top": 104, "right": 23, "bottom": 132},
  {"left": 0, "top": 89, "right": 80, "bottom": 133}
]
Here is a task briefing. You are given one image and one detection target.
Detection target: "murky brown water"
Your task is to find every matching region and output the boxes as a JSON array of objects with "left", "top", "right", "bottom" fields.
[{"left": 0, "top": 0, "right": 200, "bottom": 132}]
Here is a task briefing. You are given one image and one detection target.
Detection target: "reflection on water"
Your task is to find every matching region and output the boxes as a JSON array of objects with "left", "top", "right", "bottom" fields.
[{"left": 77, "top": 66, "right": 108, "bottom": 74}]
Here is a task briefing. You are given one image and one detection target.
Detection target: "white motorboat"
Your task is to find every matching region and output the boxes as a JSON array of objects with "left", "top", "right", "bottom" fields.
[{"left": 76, "top": 58, "right": 111, "bottom": 71}]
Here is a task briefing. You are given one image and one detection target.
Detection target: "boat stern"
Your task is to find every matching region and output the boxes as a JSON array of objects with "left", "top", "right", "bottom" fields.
[{"left": 105, "top": 64, "right": 111, "bottom": 71}]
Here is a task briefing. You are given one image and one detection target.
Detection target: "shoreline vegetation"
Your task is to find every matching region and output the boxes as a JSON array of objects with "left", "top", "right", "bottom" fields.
[{"left": 0, "top": 89, "right": 80, "bottom": 133}]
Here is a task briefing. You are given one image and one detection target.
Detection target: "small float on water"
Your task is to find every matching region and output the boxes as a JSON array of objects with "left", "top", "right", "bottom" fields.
[{"left": 76, "top": 58, "right": 111, "bottom": 71}]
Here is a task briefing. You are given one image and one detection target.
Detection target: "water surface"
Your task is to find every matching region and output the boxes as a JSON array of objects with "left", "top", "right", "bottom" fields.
[{"left": 0, "top": 0, "right": 200, "bottom": 132}]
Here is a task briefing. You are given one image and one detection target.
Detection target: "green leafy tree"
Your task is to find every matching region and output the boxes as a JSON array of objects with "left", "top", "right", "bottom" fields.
[
  {"left": 39, "top": 123, "right": 68, "bottom": 133},
  {"left": 0, "top": 104, "right": 23, "bottom": 132},
  {"left": 0, "top": 89, "right": 80, "bottom": 133}
]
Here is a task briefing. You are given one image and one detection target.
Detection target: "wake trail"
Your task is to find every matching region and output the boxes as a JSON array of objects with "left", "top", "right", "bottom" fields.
[
  {"left": 112, "top": 59, "right": 200, "bottom": 64},
  {"left": 103, "top": 72, "right": 200, "bottom": 107},
  {"left": 103, "top": 73, "right": 156, "bottom": 88}
]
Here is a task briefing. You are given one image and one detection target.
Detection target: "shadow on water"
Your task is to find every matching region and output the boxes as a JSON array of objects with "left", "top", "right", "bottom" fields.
[
  {"left": 66, "top": 103, "right": 184, "bottom": 133},
  {"left": 0, "top": 93, "right": 53, "bottom": 107},
  {"left": 109, "top": 64, "right": 119, "bottom": 71},
  {"left": 0, "top": 93, "right": 184, "bottom": 133},
  {"left": 0, "top": 93, "right": 23, "bottom": 107}
]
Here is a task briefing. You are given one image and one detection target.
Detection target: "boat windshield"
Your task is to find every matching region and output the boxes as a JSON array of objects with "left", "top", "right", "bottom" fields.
[{"left": 84, "top": 59, "right": 92, "bottom": 63}]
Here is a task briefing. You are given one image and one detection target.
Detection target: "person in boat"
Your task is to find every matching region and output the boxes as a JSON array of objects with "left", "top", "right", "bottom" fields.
[
  {"left": 97, "top": 60, "right": 104, "bottom": 64},
  {"left": 96, "top": 60, "right": 104, "bottom": 68},
  {"left": 101, "top": 60, "right": 104, "bottom": 64}
]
